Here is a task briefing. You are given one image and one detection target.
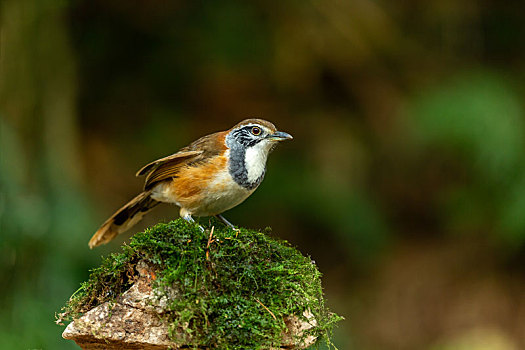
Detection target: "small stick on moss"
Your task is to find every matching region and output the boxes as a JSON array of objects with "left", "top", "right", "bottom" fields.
[
  {"left": 206, "top": 226, "right": 215, "bottom": 261},
  {"left": 255, "top": 298, "right": 277, "bottom": 321}
]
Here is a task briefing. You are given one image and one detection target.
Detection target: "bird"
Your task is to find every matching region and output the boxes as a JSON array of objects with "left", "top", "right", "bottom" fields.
[{"left": 88, "top": 118, "right": 293, "bottom": 248}]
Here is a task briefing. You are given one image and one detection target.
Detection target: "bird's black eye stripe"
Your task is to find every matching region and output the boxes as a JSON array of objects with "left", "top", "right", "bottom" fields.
[
  {"left": 231, "top": 126, "right": 264, "bottom": 147},
  {"left": 251, "top": 126, "right": 261, "bottom": 136}
]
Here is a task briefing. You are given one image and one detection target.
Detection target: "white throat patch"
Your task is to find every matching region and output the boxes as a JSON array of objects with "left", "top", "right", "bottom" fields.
[{"left": 244, "top": 140, "right": 272, "bottom": 183}]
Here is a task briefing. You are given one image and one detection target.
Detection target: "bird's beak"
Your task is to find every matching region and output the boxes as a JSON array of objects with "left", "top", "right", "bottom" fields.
[{"left": 267, "top": 131, "right": 293, "bottom": 141}]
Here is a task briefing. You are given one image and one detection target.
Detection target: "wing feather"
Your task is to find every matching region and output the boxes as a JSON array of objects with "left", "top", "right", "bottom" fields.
[
  {"left": 136, "top": 151, "right": 202, "bottom": 177},
  {"left": 137, "top": 131, "right": 228, "bottom": 190}
]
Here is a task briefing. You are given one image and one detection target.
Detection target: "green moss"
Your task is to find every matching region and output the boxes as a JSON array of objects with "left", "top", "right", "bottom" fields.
[{"left": 59, "top": 219, "right": 342, "bottom": 349}]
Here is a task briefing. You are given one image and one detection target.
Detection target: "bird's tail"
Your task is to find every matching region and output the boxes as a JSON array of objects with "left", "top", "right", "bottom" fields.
[{"left": 89, "top": 190, "right": 159, "bottom": 249}]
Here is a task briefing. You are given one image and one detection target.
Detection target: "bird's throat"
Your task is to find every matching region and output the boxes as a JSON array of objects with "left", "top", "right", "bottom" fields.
[{"left": 228, "top": 146, "right": 267, "bottom": 190}]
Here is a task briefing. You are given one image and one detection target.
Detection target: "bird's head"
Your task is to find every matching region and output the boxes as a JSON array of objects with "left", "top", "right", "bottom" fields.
[
  {"left": 225, "top": 118, "right": 292, "bottom": 189},
  {"left": 226, "top": 118, "right": 293, "bottom": 152}
]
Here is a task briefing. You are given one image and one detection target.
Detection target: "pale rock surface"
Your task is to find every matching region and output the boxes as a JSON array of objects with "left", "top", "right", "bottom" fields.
[{"left": 62, "top": 260, "right": 317, "bottom": 349}]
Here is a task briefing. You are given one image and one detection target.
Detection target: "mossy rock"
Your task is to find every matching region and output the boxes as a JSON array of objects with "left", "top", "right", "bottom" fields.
[{"left": 58, "top": 218, "right": 342, "bottom": 349}]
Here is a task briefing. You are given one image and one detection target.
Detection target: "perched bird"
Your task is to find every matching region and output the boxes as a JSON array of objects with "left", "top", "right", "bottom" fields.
[{"left": 89, "top": 118, "right": 292, "bottom": 248}]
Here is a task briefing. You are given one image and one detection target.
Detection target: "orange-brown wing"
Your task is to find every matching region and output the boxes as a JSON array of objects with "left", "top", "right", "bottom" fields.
[
  {"left": 136, "top": 151, "right": 202, "bottom": 177},
  {"left": 137, "top": 151, "right": 202, "bottom": 190},
  {"left": 138, "top": 131, "right": 228, "bottom": 190}
]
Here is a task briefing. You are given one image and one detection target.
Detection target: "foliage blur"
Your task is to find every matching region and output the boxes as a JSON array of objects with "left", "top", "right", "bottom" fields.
[{"left": 1, "top": 0, "right": 525, "bottom": 349}]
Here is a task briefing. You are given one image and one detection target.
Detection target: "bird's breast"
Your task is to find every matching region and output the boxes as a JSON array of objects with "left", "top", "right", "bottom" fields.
[
  {"left": 151, "top": 151, "right": 256, "bottom": 216},
  {"left": 187, "top": 165, "right": 254, "bottom": 217}
]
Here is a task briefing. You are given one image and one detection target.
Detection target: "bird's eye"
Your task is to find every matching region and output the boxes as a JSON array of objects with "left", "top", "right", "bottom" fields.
[{"left": 251, "top": 126, "right": 262, "bottom": 136}]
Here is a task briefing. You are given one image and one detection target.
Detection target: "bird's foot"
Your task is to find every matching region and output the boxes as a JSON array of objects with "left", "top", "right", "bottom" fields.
[
  {"left": 216, "top": 214, "right": 240, "bottom": 236},
  {"left": 216, "top": 214, "right": 235, "bottom": 229},
  {"left": 182, "top": 214, "right": 204, "bottom": 232}
]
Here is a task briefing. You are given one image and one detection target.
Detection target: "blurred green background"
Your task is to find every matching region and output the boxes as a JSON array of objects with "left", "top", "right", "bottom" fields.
[{"left": 2, "top": 0, "right": 525, "bottom": 349}]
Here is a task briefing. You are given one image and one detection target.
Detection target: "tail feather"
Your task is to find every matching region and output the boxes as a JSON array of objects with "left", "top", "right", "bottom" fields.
[{"left": 89, "top": 191, "right": 159, "bottom": 249}]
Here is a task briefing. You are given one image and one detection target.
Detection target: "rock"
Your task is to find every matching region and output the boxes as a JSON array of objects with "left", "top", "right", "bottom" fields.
[{"left": 62, "top": 260, "right": 317, "bottom": 349}]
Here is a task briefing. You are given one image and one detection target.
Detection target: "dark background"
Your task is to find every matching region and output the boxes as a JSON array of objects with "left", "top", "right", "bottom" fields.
[{"left": 2, "top": 1, "right": 525, "bottom": 349}]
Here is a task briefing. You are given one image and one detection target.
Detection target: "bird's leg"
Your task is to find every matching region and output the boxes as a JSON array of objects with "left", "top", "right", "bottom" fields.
[
  {"left": 216, "top": 214, "right": 240, "bottom": 236},
  {"left": 215, "top": 214, "right": 235, "bottom": 229},
  {"left": 180, "top": 209, "right": 204, "bottom": 232},
  {"left": 185, "top": 215, "right": 204, "bottom": 233}
]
